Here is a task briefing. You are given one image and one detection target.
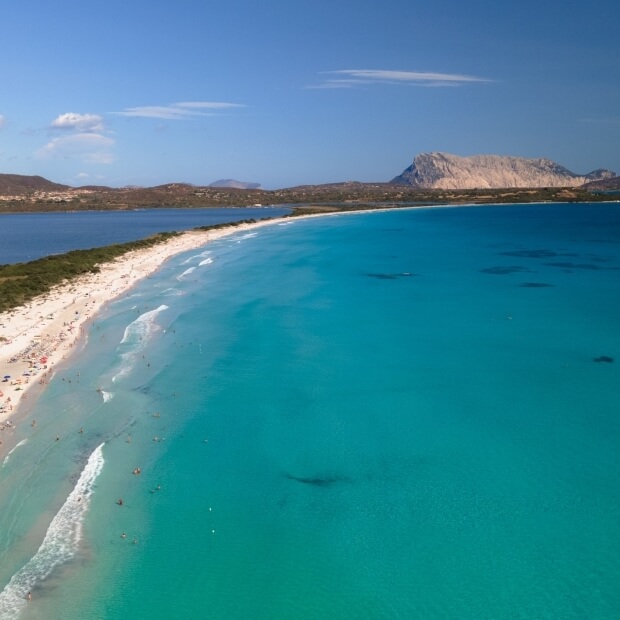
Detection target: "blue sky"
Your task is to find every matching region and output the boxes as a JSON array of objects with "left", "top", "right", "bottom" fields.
[{"left": 1, "top": 0, "right": 618, "bottom": 189}]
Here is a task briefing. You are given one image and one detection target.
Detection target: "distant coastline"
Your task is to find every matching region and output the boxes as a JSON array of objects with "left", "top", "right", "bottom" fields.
[{"left": 1, "top": 177, "right": 617, "bottom": 215}]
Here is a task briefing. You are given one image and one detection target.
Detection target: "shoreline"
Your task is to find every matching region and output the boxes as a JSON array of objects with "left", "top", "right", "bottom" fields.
[
  {"left": 0, "top": 216, "right": 296, "bottom": 432},
  {"left": 0, "top": 201, "right": 617, "bottom": 619},
  {"left": 0, "top": 199, "right": 608, "bottom": 446},
  {"left": 0, "top": 207, "right": 401, "bottom": 442}
]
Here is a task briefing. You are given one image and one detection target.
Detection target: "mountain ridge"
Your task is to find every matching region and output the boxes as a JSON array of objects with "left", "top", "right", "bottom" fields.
[
  {"left": 0, "top": 174, "right": 70, "bottom": 195},
  {"left": 391, "top": 152, "right": 616, "bottom": 189},
  {"left": 581, "top": 176, "right": 620, "bottom": 191}
]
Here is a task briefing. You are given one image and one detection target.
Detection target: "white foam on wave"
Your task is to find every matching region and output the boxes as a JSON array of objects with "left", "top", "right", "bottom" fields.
[
  {"left": 120, "top": 305, "right": 169, "bottom": 345},
  {"left": 160, "top": 287, "right": 184, "bottom": 297},
  {"left": 232, "top": 232, "right": 258, "bottom": 243},
  {"left": 101, "top": 390, "right": 114, "bottom": 403},
  {"left": 180, "top": 250, "right": 210, "bottom": 265},
  {"left": 0, "top": 443, "right": 105, "bottom": 618},
  {"left": 198, "top": 257, "right": 213, "bottom": 266},
  {"left": 110, "top": 292, "right": 143, "bottom": 306},
  {"left": 177, "top": 266, "right": 196, "bottom": 280},
  {"left": 1, "top": 439, "right": 28, "bottom": 469},
  {"left": 113, "top": 305, "right": 168, "bottom": 383}
]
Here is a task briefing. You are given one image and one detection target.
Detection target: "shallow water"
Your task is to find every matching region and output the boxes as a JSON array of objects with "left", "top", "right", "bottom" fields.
[{"left": 1, "top": 204, "right": 619, "bottom": 619}]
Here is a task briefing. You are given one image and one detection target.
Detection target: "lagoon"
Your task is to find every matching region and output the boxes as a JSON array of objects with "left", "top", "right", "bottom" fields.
[{"left": 0, "top": 207, "right": 290, "bottom": 265}]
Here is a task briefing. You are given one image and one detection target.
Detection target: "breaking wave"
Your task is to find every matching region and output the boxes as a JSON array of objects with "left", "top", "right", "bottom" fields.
[
  {"left": 0, "top": 443, "right": 105, "bottom": 619},
  {"left": 109, "top": 292, "right": 143, "bottom": 306},
  {"left": 180, "top": 250, "right": 211, "bottom": 265},
  {"left": 177, "top": 267, "right": 196, "bottom": 280},
  {"left": 120, "top": 305, "right": 168, "bottom": 346},
  {"left": 1, "top": 439, "right": 28, "bottom": 469},
  {"left": 113, "top": 305, "right": 168, "bottom": 383},
  {"left": 160, "top": 287, "right": 184, "bottom": 297},
  {"left": 231, "top": 232, "right": 258, "bottom": 243}
]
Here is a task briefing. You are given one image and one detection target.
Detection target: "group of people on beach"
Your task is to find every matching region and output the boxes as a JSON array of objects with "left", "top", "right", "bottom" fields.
[
  {"left": 0, "top": 292, "right": 103, "bottom": 435},
  {"left": 1, "top": 230, "right": 231, "bottom": 608}
]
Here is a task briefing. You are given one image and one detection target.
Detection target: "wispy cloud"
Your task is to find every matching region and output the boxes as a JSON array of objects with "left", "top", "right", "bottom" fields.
[
  {"left": 308, "top": 69, "right": 492, "bottom": 89},
  {"left": 50, "top": 112, "right": 105, "bottom": 133},
  {"left": 35, "top": 133, "right": 115, "bottom": 164},
  {"left": 74, "top": 171, "right": 104, "bottom": 182},
  {"left": 118, "top": 101, "right": 245, "bottom": 120}
]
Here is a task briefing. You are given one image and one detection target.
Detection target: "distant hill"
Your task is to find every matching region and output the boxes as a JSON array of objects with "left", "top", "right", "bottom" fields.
[
  {"left": 0, "top": 174, "right": 70, "bottom": 195},
  {"left": 581, "top": 176, "right": 620, "bottom": 191},
  {"left": 390, "top": 153, "right": 616, "bottom": 189},
  {"left": 209, "top": 179, "right": 262, "bottom": 190},
  {"left": 1, "top": 168, "right": 617, "bottom": 214}
]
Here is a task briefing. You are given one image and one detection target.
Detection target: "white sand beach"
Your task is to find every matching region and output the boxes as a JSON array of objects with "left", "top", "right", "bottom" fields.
[
  {"left": 0, "top": 206, "right": 421, "bottom": 446},
  {"left": 0, "top": 217, "right": 294, "bottom": 433}
]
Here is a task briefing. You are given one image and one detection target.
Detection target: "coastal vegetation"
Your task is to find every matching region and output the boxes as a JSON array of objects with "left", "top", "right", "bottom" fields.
[
  {"left": 193, "top": 218, "right": 260, "bottom": 231},
  {"left": 0, "top": 188, "right": 615, "bottom": 312},
  {"left": 0, "top": 232, "right": 179, "bottom": 312},
  {"left": 0, "top": 218, "right": 277, "bottom": 313}
]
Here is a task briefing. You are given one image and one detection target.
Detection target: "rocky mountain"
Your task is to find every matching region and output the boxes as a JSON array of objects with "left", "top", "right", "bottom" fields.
[
  {"left": 0, "top": 174, "right": 70, "bottom": 196},
  {"left": 581, "top": 176, "right": 620, "bottom": 191},
  {"left": 390, "top": 153, "right": 616, "bottom": 189},
  {"left": 209, "top": 179, "right": 262, "bottom": 190}
]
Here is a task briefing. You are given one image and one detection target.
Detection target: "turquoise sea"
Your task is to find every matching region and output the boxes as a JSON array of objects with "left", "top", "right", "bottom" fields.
[{"left": 0, "top": 203, "right": 619, "bottom": 619}]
